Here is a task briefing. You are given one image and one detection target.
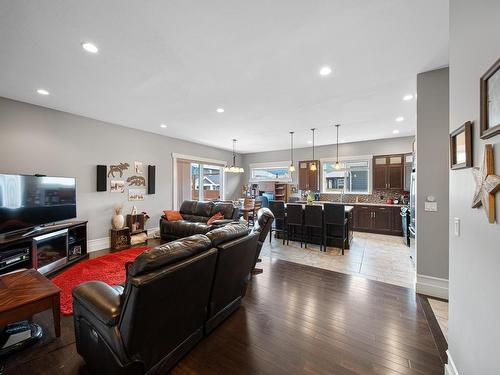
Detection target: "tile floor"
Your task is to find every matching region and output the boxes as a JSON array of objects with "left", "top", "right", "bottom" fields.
[
  {"left": 260, "top": 231, "right": 416, "bottom": 289},
  {"left": 428, "top": 298, "right": 449, "bottom": 340}
]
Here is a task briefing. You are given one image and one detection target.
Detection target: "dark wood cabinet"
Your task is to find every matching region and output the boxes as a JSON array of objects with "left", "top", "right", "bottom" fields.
[
  {"left": 352, "top": 205, "right": 402, "bottom": 236},
  {"left": 298, "top": 160, "right": 320, "bottom": 191},
  {"left": 372, "top": 207, "right": 392, "bottom": 233},
  {"left": 372, "top": 154, "right": 404, "bottom": 191},
  {"left": 274, "top": 182, "right": 288, "bottom": 202},
  {"left": 391, "top": 208, "right": 403, "bottom": 233},
  {"left": 373, "top": 166, "right": 388, "bottom": 190},
  {"left": 388, "top": 165, "right": 403, "bottom": 190},
  {"left": 354, "top": 206, "right": 373, "bottom": 230}
]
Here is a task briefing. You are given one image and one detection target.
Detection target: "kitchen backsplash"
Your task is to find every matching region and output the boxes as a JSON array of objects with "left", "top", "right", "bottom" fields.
[{"left": 318, "top": 190, "right": 408, "bottom": 204}]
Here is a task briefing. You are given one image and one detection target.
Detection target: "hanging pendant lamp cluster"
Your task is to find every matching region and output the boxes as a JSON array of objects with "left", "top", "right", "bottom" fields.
[
  {"left": 234, "top": 125, "right": 340, "bottom": 176},
  {"left": 224, "top": 139, "right": 244, "bottom": 173},
  {"left": 286, "top": 125, "right": 341, "bottom": 174},
  {"left": 334, "top": 124, "right": 341, "bottom": 170},
  {"left": 289, "top": 132, "right": 296, "bottom": 172},
  {"left": 310, "top": 128, "right": 317, "bottom": 171}
]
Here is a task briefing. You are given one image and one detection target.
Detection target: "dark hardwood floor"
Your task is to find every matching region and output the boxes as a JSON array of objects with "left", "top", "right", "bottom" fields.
[{"left": 2, "top": 256, "right": 444, "bottom": 374}]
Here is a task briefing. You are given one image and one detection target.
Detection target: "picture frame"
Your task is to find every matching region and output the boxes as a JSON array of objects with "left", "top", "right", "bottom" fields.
[
  {"left": 128, "top": 188, "right": 146, "bottom": 201},
  {"left": 134, "top": 161, "right": 144, "bottom": 174},
  {"left": 450, "top": 121, "right": 472, "bottom": 170},
  {"left": 110, "top": 180, "right": 125, "bottom": 193},
  {"left": 480, "top": 58, "right": 500, "bottom": 139}
]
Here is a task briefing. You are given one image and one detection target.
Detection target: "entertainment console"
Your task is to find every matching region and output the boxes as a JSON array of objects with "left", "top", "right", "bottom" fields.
[{"left": 0, "top": 221, "right": 88, "bottom": 276}]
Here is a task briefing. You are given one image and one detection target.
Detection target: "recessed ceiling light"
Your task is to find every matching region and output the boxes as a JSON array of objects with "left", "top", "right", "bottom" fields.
[
  {"left": 160, "top": 124, "right": 167, "bottom": 128},
  {"left": 81, "top": 42, "right": 99, "bottom": 53},
  {"left": 319, "top": 66, "right": 332, "bottom": 76},
  {"left": 392, "top": 129, "right": 400, "bottom": 134},
  {"left": 36, "top": 89, "right": 50, "bottom": 95},
  {"left": 307, "top": 140, "right": 313, "bottom": 144},
  {"left": 216, "top": 108, "right": 225, "bottom": 113},
  {"left": 403, "top": 94, "right": 414, "bottom": 101},
  {"left": 395, "top": 116, "right": 404, "bottom": 122}
]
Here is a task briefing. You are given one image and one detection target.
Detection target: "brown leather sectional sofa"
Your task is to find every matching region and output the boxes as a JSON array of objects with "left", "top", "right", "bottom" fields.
[
  {"left": 160, "top": 200, "right": 240, "bottom": 241},
  {"left": 72, "top": 208, "right": 274, "bottom": 375}
]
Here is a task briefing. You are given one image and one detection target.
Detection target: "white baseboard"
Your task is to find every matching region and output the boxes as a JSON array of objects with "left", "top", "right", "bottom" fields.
[
  {"left": 87, "top": 227, "right": 159, "bottom": 253},
  {"left": 416, "top": 273, "right": 449, "bottom": 299},
  {"left": 445, "top": 350, "right": 459, "bottom": 375},
  {"left": 87, "top": 236, "right": 110, "bottom": 252}
]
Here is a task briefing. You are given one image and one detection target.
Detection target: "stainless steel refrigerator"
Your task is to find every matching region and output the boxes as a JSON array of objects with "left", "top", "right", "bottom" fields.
[{"left": 409, "top": 171, "right": 416, "bottom": 263}]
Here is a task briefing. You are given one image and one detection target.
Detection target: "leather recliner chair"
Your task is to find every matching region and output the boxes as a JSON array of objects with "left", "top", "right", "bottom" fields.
[
  {"left": 204, "top": 225, "right": 258, "bottom": 333},
  {"left": 73, "top": 224, "right": 255, "bottom": 375},
  {"left": 160, "top": 200, "right": 239, "bottom": 241}
]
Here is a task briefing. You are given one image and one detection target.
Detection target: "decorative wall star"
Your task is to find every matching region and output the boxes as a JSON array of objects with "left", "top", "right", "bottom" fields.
[{"left": 471, "top": 144, "right": 500, "bottom": 223}]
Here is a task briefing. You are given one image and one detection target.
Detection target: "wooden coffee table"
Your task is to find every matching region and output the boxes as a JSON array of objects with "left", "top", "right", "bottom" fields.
[{"left": 0, "top": 269, "right": 61, "bottom": 337}]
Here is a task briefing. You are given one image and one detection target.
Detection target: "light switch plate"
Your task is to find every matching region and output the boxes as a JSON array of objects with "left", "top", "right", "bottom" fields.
[
  {"left": 454, "top": 217, "right": 460, "bottom": 236},
  {"left": 424, "top": 201, "right": 438, "bottom": 212}
]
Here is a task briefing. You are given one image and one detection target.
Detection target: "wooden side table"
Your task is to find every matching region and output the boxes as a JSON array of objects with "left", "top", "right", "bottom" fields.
[
  {"left": 0, "top": 269, "right": 61, "bottom": 337},
  {"left": 110, "top": 227, "right": 131, "bottom": 250}
]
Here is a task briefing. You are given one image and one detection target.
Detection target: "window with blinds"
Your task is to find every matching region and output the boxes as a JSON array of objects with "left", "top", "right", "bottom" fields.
[{"left": 321, "top": 159, "right": 370, "bottom": 194}]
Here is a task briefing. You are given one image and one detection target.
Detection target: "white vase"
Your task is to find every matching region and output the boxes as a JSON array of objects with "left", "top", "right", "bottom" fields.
[{"left": 112, "top": 214, "right": 125, "bottom": 229}]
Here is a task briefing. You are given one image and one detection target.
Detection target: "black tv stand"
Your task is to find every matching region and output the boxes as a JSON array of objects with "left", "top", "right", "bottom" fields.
[
  {"left": 21, "top": 222, "right": 77, "bottom": 238},
  {"left": 0, "top": 221, "right": 88, "bottom": 276}
]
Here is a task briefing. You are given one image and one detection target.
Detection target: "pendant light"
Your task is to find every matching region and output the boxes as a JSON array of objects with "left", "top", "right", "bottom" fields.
[
  {"left": 224, "top": 139, "right": 244, "bottom": 173},
  {"left": 334, "top": 124, "right": 341, "bottom": 170},
  {"left": 289, "top": 131, "right": 296, "bottom": 172},
  {"left": 310, "top": 128, "right": 317, "bottom": 171}
]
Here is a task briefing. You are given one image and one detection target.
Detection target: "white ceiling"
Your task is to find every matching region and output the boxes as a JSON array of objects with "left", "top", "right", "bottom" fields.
[{"left": 0, "top": 0, "right": 448, "bottom": 153}]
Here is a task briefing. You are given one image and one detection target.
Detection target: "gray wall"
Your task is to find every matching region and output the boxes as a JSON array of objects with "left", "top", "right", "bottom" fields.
[
  {"left": 242, "top": 136, "right": 414, "bottom": 185},
  {"left": 448, "top": 0, "right": 500, "bottom": 373},
  {"left": 0, "top": 97, "right": 242, "bottom": 242},
  {"left": 415, "top": 68, "right": 450, "bottom": 285}
]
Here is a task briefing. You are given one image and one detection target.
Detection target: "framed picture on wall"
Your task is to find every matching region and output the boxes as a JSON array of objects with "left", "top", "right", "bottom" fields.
[
  {"left": 480, "top": 57, "right": 500, "bottom": 139},
  {"left": 134, "top": 161, "right": 144, "bottom": 174},
  {"left": 450, "top": 121, "right": 472, "bottom": 170}
]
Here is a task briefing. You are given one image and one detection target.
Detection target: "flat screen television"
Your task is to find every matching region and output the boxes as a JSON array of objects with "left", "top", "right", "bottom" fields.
[{"left": 0, "top": 174, "right": 76, "bottom": 235}]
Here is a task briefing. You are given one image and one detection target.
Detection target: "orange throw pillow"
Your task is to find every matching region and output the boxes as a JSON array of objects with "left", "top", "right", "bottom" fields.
[
  {"left": 207, "top": 212, "right": 224, "bottom": 225},
  {"left": 163, "top": 210, "right": 183, "bottom": 221}
]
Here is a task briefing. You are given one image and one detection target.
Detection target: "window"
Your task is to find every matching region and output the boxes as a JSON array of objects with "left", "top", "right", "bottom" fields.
[
  {"left": 322, "top": 159, "right": 371, "bottom": 194},
  {"left": 250, "top": 162, "right": 291, "bottom": 182},
  {"left": 173, "top": 154, "right": 226, "bottom": 208},
  {"left": 190, "top": 163, "right": 222, "bottom": 201}
]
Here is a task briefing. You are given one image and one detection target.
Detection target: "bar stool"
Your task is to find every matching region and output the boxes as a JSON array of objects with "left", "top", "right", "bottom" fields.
[
  {"left": 286, "top": 203, "right": 304, "bottom": 248},
  {"left": 323, "top": 203, "right": 347, "bottom": 255},
  {"left": 304, "top": 204, "right": 324, "bottom": 251},
  {"left": 269, "top": 200, "right": 286, "bottom": 244}
]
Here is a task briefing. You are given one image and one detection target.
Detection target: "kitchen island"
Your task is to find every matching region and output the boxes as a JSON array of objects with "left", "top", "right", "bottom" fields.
[{"left": 275, "top": 203, "right": 354, "bottom": 250}]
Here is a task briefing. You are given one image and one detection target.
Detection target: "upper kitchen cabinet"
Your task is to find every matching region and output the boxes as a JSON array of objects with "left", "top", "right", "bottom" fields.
[
  {"left": 372, "top": 154, "right": 404, "bottom": 190},
  {"left": 298, "top": 160, "right": 320, "bottom": 191}
]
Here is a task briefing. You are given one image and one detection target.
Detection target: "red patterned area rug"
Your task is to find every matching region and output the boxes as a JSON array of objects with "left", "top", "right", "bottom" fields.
[{"left": 52, "top": 246, "right": 150, "bottom": 315}]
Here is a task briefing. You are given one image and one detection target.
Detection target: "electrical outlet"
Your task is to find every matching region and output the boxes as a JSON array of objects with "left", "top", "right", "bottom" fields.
[{"left": 424, "top": 201, "right": 438, "bottom": 212}]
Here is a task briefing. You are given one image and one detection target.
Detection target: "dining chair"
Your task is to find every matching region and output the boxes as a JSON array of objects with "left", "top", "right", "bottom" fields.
[
  {"left": 268, "top": 200, "right": 286, "bottom": 244},
  {"left": 248, "top": 199, "right": 262, "bottom": 226},
  {"left": 323, "top": 203, "right": 347, "bottom": 255},
  {"left": 304, "top": 204, "right": 324, "bottom": 251},
  {"left": 286, "top": 203, "right": 304, "bottom": 248}
]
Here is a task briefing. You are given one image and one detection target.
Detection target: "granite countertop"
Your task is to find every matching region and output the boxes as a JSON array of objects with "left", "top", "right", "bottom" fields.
[
  {"left": 346, "top": 202, "right": 406, "bottom": 208},
  {"left": 295, "top": 200, "right": 406, "bottom": 208},
  {"left": 287, "top": 202, "right": 354, "bottom": 212}
]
